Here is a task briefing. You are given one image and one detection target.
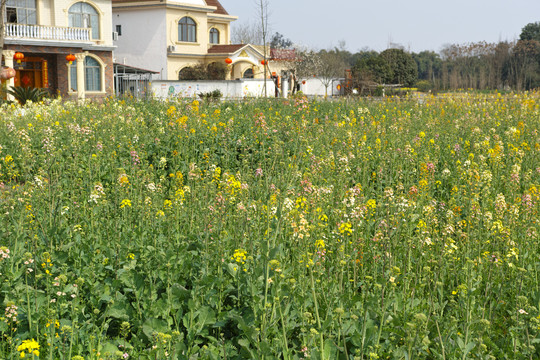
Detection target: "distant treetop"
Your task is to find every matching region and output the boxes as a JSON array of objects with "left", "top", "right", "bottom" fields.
[{"left": 520, "top": 22, "right": 540, "bottom": 42}]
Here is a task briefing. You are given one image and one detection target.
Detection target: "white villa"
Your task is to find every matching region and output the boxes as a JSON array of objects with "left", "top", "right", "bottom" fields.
[{"left": 111, "top": 0, "right": 291, "bottom": 81}]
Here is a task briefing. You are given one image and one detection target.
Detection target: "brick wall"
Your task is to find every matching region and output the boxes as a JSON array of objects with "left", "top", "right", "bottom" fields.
[{"left": 5, "top": 44, "right": 113, "bottom": 98}]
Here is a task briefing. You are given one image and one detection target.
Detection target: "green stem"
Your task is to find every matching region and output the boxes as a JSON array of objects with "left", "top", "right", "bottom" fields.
[{"left": 310, "top": 268, "right": 324, "bottom": 359}]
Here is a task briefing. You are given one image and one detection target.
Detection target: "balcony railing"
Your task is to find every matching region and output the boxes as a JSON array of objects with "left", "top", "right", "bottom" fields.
[{"left": 5, "top": 23, "right": 92, "bottom": 42}]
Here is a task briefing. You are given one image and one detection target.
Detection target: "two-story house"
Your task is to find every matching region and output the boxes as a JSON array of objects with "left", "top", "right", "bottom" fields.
[
  {"left": 1, "top": 0, "right": 114, "bottom": 99},
  {"left": 112, "top": 0, "right": 272, "bottom": 81}
]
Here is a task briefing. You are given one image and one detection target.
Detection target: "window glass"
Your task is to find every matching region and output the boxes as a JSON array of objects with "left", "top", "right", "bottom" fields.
[
  {"left": 178, "top": 17, "right": 196, "bottom": 42},
  {"left": 70, "top": 62, "right": 78, "bottom": 91},
  {"left": 85, "top": 57, "right": 101, "bottom": 91},
  {"left": 69, "top": 56, "right": 102, "bottom": 92},
  {"left": 5, "top": 0, "right": 36, "bottom": 24},
  {"left": 209, "top": 28, "right": 219, "bottom": 44},
  {"left": 69, "top": 2, "right": 99, "bottom": 39},
  {"left": 243, "top": 68, "right": 254, "bottom": 79}
]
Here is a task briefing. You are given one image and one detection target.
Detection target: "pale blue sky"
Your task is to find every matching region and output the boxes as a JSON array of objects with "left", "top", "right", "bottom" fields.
[{"left": 224, "top": 0, "right": 540, "bottom": 53}]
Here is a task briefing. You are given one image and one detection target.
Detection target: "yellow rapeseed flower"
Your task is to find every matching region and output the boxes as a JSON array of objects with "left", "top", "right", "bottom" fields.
[{"left": 17, "top": 339, "right": 40, "bottom": 358}]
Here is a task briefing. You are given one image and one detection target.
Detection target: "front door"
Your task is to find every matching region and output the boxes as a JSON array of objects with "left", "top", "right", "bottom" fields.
[{"left": 14, "top": 57, "right": 48, "bottom": 88}]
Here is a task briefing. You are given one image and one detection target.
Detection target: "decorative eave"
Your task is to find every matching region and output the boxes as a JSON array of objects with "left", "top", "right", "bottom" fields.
[
  {"left": 112, "top": 0, "right": 217, "bottom": 13},
  {"left": 5, "top": 39, "right": 115, "bottom": 52},
  {"left": 111, "top": 0, "right": 162, "bottom": 8},
  {"left": 164, "top": 1, "right": 217, "bottom": 12},
  {"left": 207, "top": 13, "right": 238, "bottom": 22},
  {"left": 167, "top": 52, "right": 207, "bottom": 58}
]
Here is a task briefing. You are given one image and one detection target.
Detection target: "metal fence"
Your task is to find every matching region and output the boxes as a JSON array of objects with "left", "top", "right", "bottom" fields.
[{"left": 113, "top": 63, "right": 156, "bottom": 99}]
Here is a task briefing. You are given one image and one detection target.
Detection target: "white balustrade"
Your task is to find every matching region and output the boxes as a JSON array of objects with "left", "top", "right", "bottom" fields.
[{"left": 5, "top": 23, "right": 91, "bottom": 42}]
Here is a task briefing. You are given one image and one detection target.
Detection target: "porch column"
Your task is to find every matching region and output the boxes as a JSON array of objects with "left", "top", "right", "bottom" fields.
[
  {"left": 2, "top": 50, "right": 16, "bottom": 101},
  {"left": 75, "top": 53, "right": 85, "bottom": 100}
]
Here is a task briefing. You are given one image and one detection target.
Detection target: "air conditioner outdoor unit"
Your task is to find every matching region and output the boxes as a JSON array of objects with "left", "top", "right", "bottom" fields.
[
  {"left": 168, "top": 45, "right": 177, "bottom": 52},
  {"left": 112, "top": 31, "right": 118, "bottom": 41}
]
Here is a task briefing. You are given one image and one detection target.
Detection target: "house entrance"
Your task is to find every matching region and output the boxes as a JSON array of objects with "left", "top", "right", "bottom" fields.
[{"left": 14, "top": 57, "right": 49, "bottom": 88}]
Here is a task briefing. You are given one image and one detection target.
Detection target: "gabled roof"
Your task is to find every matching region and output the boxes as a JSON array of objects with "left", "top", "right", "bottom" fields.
[
  {"left": 205, "top": 0, "right": 229, "bottom": 15},
  {"left": 208, "top": 44, "right": 246, "bottom": 54}
]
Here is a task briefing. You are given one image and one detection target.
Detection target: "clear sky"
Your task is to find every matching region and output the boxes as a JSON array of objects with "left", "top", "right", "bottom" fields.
[{"left": 223, "top": 0, "right": 540, "bottom": 53}]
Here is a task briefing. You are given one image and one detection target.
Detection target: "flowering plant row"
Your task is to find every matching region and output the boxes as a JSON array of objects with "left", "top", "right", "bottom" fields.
[{"left": 0, "top": 92, "right": 539, "bottom": 359}]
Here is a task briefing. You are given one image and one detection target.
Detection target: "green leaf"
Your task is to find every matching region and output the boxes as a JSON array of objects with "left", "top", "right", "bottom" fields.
[
  {"left": 463, "top": 342, "right": 475, "bottom": 357},
  {"left": 142, "top": 317, "right": 169, "bottom": 339},
  {"left": 323, "top": 339, "right": 338, "bottom": 359}
]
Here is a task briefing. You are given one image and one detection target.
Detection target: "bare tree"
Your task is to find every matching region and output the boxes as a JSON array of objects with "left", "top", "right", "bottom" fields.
[
  {"left": 231, "top": 21, "right": 263, "bottom": 45},
  {"left": 316, "top": 51, "right": 347, "bottom": 96},
  {"left": 257, "top": 0, "right": 270, "bottom": 96},
  {"left": 284, "top": 47, "right": 320, "bottom": 92}
]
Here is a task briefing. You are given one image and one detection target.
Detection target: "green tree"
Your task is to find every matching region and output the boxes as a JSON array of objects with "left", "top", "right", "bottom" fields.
[
  {"left": 520, "top": 22, "right": 540, "bottom": 42},
  {"left": 179, "top": 62, "right": 228, "bottom": 80},
  {"left": 380, "top": 48, "right": 418, "bottom": 86},
  {"left": 412, "top": 51, "right": 442, "bottom": 84},
  {"left": 270, "top": 32, "right": 293, "bottom": 49},
  {"left": 353, "top": 51, "right": 389, "bottom": 84}
]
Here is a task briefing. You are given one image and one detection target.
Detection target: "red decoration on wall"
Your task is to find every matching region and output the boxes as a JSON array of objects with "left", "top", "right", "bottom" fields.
[
  {"left": 225, "top": 58, "right": 232, "bottom": 64},
  {"left": 21, "top": 74, "right": 31, "bottom": 86}
]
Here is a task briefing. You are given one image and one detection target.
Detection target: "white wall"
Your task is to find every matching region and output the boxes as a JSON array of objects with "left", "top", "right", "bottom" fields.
[
  {"left": 113, "top": 8, "right": 167, "bottom": 77},
  {"left": 299, "top": 77, "right": 344, "bottom": 97},
  {"left": 151, "top": 79, "right": 277, "bottom": 99}
]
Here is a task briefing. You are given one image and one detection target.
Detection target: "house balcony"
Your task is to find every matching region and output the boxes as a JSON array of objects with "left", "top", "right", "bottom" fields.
[{"left": 4, "top": 23, "right": 92, "bottom": 43}]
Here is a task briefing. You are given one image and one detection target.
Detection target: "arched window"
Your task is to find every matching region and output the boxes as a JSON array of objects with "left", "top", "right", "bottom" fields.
[
  {"left": 178, "top": 17, "right": 196, "bottom": 42},
  {"left": 69, "top": 2, "right": 100, "bottom": 40},
  {"left": 209, "top": 28, "right": 219, "bottom": 44},
  {"left": 243, "top": 68, "right": 254, "bottom": 79},
  {"left": 70, "top": 56, "right": 102, "bottom": 92}
]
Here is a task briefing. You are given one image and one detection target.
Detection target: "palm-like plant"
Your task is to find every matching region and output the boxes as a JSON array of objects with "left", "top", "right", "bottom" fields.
[{"left": 6, "top": 86, "right": 49, "bottom": 105}]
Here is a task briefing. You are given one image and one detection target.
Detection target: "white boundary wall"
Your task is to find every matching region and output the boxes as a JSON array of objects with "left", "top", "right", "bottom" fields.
[
  {"left": 298, "top": 78, "right": 345, "bottom": 97},
  {"left": 151, "top": 79, "right": 278, "bottom": 99}
]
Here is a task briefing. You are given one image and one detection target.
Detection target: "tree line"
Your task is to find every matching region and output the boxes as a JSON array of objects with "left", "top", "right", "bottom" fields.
[{"left": 250, "top": 22, "right": 540, "bottom": 93}]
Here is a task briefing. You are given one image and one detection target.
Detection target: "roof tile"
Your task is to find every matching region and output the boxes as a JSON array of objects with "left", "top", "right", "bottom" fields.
[
  {"left": 205, "top": 0, "right": 229, "bottom": 15},
  {"left": 208, "top": 44, "right": 246, "bottom": 54}
]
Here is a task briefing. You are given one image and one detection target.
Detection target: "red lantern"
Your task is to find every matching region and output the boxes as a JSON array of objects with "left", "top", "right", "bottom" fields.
[
  {"left": 14, "top": 52, "right": 24, "bottom": 64},
  {"left": 302, "top": 80, "right": 306, "bottom": 85},
  {"left": 66, "top": 54, "right": 76, "bottom": 65},
  {"left": 225, "top": 58, "right": 232, "bottom": 64},
  {"left": 261, "top": 60, "right": 267, "bottom": 65}
]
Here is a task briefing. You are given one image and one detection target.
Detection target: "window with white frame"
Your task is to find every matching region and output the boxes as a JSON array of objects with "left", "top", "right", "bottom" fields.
[
  {"left": 6, "top": 0, "right": 37, "bottom": 24},
  {"left": 70, "top": 56, "right": 102, "bottom": 92},
  {"left": 69, "top": 2, "right": 100, "bottom": 40}
]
